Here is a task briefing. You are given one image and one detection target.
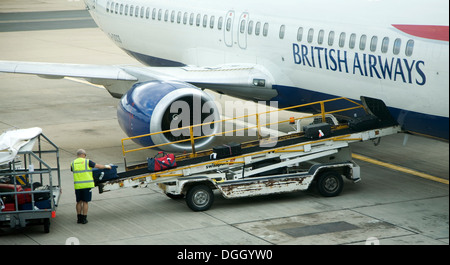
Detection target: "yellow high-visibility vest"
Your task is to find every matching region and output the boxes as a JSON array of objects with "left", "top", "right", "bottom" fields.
[{"left": 71, "top": 158, "right": 95, "bottom": 190}]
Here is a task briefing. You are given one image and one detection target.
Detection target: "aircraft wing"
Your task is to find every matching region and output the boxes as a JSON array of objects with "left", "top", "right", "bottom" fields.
[
  {"left": 0, "top": 60, "right": 277, "bottom": 100},
  {"left": 0, "top": 60, "right": 138, "bottom": 81}
]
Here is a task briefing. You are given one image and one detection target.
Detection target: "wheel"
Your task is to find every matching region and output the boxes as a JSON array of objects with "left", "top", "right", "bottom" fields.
[
  {"left": 317, "top": 170, "right": 344, "bottom": 197},
  {"left": 43, "top": 218, "right": 50, "bottom": 233},
  {"left": 186, "top": 184, "right": 214, "bottom": 211}
]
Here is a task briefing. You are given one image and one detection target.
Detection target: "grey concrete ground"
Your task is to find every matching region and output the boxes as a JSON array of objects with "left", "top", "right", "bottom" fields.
[{"left": 0, "top": 2, "right": 448, "bottom": 246}]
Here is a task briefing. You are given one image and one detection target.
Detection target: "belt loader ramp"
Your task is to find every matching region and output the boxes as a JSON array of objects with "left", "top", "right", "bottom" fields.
[{"left": 97, "top": 97, "right": 401, "bottom": 211}]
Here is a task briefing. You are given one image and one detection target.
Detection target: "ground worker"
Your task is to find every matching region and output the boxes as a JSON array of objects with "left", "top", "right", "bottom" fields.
[{"left": 71, "top": 149, "right": 111, "bottom": 224}]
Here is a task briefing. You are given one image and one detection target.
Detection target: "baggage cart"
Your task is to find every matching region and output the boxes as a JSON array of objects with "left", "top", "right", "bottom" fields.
[{"left": 0, "top": 129, "right": 61, "bottom": 233}]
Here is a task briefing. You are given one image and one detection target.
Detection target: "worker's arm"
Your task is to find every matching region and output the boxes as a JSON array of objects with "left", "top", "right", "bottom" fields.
[
  {"left": 95, "top": 164, "right": 112, "bottom": 170},
  {"left": 89, "top": 160, "right": 111, "bottom": 170}
]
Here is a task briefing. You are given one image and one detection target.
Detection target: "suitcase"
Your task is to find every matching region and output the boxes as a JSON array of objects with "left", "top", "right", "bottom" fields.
[
  {"left": 348, "top": 115, "right": 380, "bottom": 131},
  {"left": 303, "top": 123, "right": 332, "bottom": 139},
  {"left": 19, "top": 199, "right": 52, "bottom": 210},
  {"left": 93, "top": 165, "right": 119, "bottom": 183},
  {"left": 212, "top": 142, "right": 242, "bottom": 159},
  {"left": 2, "top": 203, "right": 16, "bottom": 212},
  {"left": 148, "top": 152, "right": 177, "bottom": 172},
  {"left": 0, "top": 184, "right": 31, "bottom": 205},
  {"left": 24, "top": 187, "right": 50, "bottom": 202}
]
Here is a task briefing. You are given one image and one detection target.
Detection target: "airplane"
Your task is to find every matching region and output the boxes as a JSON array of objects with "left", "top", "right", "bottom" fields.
[{"left": 0, "top": 0, "right": 448, "bottom": 152}]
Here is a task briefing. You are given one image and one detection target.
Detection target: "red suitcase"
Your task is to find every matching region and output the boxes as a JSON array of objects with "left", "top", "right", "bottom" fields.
[
  {"left": 0, "top": 184, "right": 31, "bottom": 205},
  {"left": 148, "top": 152, "right": 177, "bottom": 172}
]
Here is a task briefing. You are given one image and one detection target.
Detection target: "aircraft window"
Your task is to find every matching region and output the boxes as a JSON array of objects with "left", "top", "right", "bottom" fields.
[
  {"left": 248, "top": 20, "right": 254, "bottom": 35},
  {"left": 370, "top": 36, "right": 377, "bottom": 52},
  {"left": 405, "top": 39, "right": 414, "bottom": 56},
  {"left": 189, "top": 13, "right": 194, "bottom": 25},
  {"left": 318, "top": 29, "right": 324, "bottom": 44},
  {"left": 124, "top": 5, "right": 128, "bottom": 16},
  {"left": 263, "top": 23, "right": 269, "bottom": 37},
  {"left": 297, "top": 27, "right": 303, "bottom": 41},
  {"left": 145, "top": 8, "right": 150, "bottom": 19},
  {"left": 120, "top": 4, "right": 123, "bottom": 15},
  {"left": 183, "top": 12, "right": 188, "bottom": 24},
  {"left": 328, "top": 31, "right": 335, "bottom": 46},
  {"left": 106, "top": 1, "right": 109, "bottom": 12},
  {"left": 203, "top": 15, "right": 208, "bottom": 28},
  {"left": 279, "top": 25, "right": 286, "bottom": 39},
  {"left": 240, "top": 20, "right": 246, "bottom": 33},
  {"left": 115, "top": 3, "right": 119, "bottom": 14},
  {"left": 255, "top": 22, "right": 261, "bottom": 36},
  {"left": 135, "top": 6, "right": 139, "bottom": 17},
  {"left": 196, "top": 14, "right": 201, "bottom": 26},
  {"left": 381, "top": 37, "right": 389, "bottom": 53},
  {"left": 393, "top": 38, "right": 401, "bottom": 55},
  {"left": 129, "top": 5, "right": 133, "bottom": 16},
  {"left": 140, "top": 7, "right": 145, "bottom": 18},
  {"left": 359, "top": 34, "right": 367, "bottom": 50},
  {"left": 307, "top": 29, "right": 314, "bottom": 43},
  {"left": 218, "top": 17, "right": 223, "bottom": 30},
  {"left": 210, "top": 16, "right": 215, "bottom": 29},
  {"left": 158, "top": 9, "right": 162, "bottom": 21},
  {"left": 339, "top": 32, "right": 346, "bottom": 47},
  {"left": 152, "top": 8, "right": 156, "bottom": 20},
  {"left": 177, "top": 12, "right": 182, "bottom": 24},
  {"left": 171, "top": 11, "right": 175, "bottom": 23},
  {"left": 226, "top": 17, "right": 232, "bottom": 31},
  {"left": 164, "top": 10, "right": 169, "bottom": 22},
  {"left": 349, "top": 33, "right": 356, "bottom": 49}
]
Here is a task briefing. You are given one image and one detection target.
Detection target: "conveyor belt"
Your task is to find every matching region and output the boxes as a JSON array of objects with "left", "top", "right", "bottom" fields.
[{"left": 114, "top": 116, "right": 397, "bottom": 181}]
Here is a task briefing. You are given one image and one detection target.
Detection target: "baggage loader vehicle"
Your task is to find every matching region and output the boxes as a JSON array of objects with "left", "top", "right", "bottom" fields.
[{"left": 96, "top": 98, "right": 401, "bottom": 211}]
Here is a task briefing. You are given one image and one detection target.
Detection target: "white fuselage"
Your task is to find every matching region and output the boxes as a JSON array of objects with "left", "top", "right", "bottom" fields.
[{"left": 86, "top": 0, "right": 449, "bottom": 139}]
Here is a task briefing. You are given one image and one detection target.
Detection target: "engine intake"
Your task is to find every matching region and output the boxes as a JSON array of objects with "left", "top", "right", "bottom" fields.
[{"left": 117, "top": 80, "right": 220, "bottom": 152}]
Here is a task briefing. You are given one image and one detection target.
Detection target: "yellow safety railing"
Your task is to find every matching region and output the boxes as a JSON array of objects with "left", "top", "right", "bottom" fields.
[
  {"left": 132, "top": 133, "right": 358, "bottom": 182},
  {"left": 121, "top": 97, "right": 366, "bottom": 163}
]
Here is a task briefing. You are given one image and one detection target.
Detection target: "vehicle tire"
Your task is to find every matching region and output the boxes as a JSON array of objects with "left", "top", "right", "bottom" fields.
[
  {"left": 317, "top": 170, "right": 343, "bottom": 197},
  {"left": 43, "top": 218, "right": 50, "bottom": 233},
  {"left": 186, "top": 184, "right": 214, "bottom": 211}
]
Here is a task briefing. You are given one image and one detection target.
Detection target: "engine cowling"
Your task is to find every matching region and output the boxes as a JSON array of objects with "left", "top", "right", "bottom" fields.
[{"left": 117, "top": 80, "right": 220, "bottom": 152}]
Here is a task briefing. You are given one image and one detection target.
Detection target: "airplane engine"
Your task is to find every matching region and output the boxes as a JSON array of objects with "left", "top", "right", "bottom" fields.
[{"left": 117, "top": 80, "right": 220, "bottom": 152}]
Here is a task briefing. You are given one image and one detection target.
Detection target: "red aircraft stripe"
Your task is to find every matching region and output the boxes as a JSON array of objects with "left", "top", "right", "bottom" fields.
[{"left": 392, "top": 24, "right": 449, "bottom": 41}]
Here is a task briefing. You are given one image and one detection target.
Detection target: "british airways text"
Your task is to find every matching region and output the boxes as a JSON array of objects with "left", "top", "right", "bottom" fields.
[{"left": 292, "top": 43, "right": 426, "bottom": 85}]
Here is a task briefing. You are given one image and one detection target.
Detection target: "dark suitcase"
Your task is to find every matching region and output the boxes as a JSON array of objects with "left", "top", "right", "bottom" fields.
[
  {"left": 348, "top": 115, "right": 380, "bottom": 131},
  {"left": 19, "top": 199, "right": 52, "bottom": 210},
  {"left": 303, "top": 123, "right": 332, "bottom": 139},
  {"left": 93, "top": 165, "right": 119, "bottom": 183},
  {"left": 24, "top": 187, "right": 50, "bottom": 202},
  {"left": 213, "top": 142, "right": 242, "bottom": 159}
]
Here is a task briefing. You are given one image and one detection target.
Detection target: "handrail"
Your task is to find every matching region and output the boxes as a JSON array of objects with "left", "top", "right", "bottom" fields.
[{"left": 121, "top": 97, "right": 366, "bottom": 165}]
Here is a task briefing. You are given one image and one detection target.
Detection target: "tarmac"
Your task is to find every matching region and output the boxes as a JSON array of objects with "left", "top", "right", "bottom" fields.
[{"left": 0, "top": 1, "right": 448, "bottom": 246}]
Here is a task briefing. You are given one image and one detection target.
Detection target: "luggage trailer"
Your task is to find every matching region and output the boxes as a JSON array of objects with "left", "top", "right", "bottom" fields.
[
  {"left": 97, "top": 98, "right": 401, "bottom": 211},
  {"left": 0, "top": 132, "right": 61, "bottom": 232}
]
